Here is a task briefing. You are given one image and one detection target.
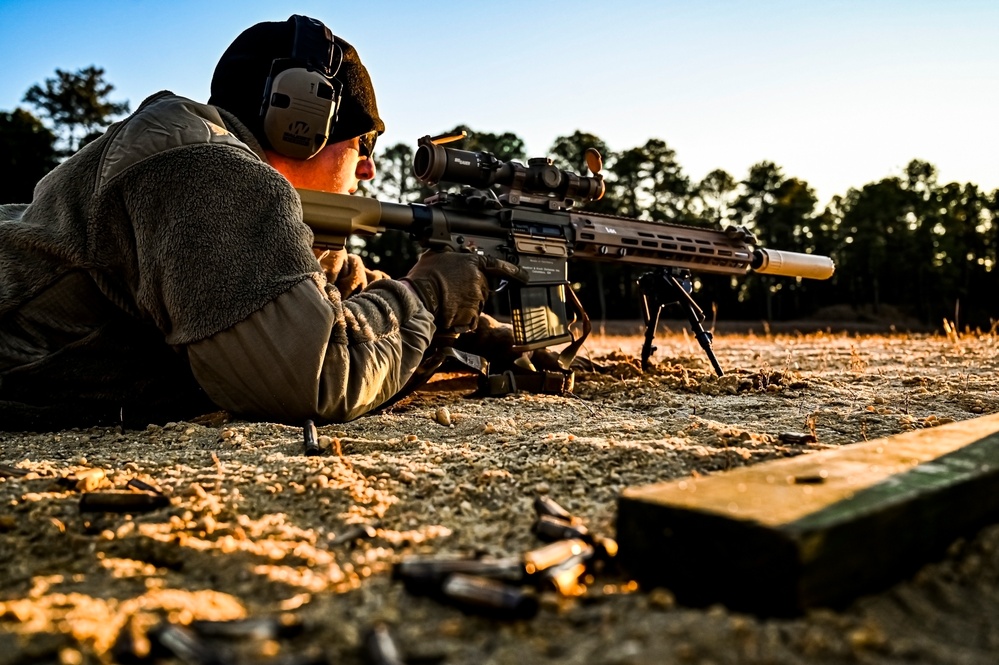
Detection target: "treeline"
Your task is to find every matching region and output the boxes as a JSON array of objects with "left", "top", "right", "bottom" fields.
[
  {"left": 362, "top": 127, "right": 998, "bottom": 329},
  {"left": 3, "top": 69, "right": 996, "bottom": 328},
  {"left": 1, "top": 66, "right": 130, "bottom": 203}
]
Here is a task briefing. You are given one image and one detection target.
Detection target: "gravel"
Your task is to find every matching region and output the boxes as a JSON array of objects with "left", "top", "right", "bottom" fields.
[{"left": 1, "top": 329, "right": 998, "bottom": 664}]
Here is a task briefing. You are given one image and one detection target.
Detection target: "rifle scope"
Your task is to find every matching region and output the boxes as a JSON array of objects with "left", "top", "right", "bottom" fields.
[{"left": 413, "top": 135, "right": 605, "bottom": 204}]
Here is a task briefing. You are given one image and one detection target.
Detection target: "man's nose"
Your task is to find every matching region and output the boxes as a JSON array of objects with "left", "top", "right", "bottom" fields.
[{"left": 357, "top": 159, "right": 376, "bottom": 181}]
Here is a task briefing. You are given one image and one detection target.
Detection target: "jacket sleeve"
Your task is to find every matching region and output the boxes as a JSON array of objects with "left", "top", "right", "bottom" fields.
[
  {"left": 103, "top": 137, "right": 435, "bottom": 423},
  {"left": 187, "top": 278, "right": 434, "bottom": 422}
]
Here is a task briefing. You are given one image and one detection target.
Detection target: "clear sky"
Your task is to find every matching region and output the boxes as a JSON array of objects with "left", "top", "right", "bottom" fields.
[{"left": 1, "top": 0, "right": 996, "bottom": 206}]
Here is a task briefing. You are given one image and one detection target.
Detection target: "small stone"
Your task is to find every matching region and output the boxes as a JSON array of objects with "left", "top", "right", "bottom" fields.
[
  {"left": 186, "top": 483, "right": 209, "bottom": 499},
  {"left": 848, "top": 624, "right": 887, "bottom": 651},
  {"left": 74, "top": 468, "right": 107, "bottom": 492},
  {"left": 435, "top": 407, "right": 452, "bottom": 427},
  {"left": 648, "top": 587, "right": 676, "bottom": 610},
  {"left": 59, "top": 648, "right": 83, "bottom": 665}
]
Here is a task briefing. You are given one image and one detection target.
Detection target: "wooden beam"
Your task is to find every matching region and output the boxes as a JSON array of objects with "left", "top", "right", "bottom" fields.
[{"left": 616, "top": 412, "right": 999, "bottom": 615}]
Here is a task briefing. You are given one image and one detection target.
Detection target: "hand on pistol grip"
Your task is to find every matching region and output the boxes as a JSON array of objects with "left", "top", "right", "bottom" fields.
[{"left": 402, "top": 248, "right": 526, "bottom": 333}]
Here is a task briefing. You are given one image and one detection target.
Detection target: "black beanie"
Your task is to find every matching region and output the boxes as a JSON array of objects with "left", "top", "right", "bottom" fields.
[{"left": 208, "top": 16, "right": 384, "bottom": 150}]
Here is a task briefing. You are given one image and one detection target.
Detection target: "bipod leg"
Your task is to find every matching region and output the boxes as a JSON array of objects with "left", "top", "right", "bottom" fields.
[
  {"left": 661, "top": 273, "right": 725, "bottom": 377},
  {"left": 641, "top": 292, "right": 663, "bottom": 372}
]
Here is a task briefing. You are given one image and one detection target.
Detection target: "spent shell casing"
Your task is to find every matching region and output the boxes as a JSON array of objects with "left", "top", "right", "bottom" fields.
[
  {"left": 533, "top": 495, "right": 573, "bottom": 521},
  {"left": 126, "top": 478, "right": 164, "bottom": 494},
  {"left": 595, "top": 535, "right": 618, "bottom": 558},
  {"left": 79, "top": 490, "right": 170, "bottom": 513},
  {"left": 111, "top": 614, "right": 155, "bottom": 663},
  {"left": 779, "top": 431, "right": 818, "bottom": 445},
  {"left": 0, "top": 464, "right": 30, "bottom": 478},
  {"left": 73, "top": 467, "right": 107, "bottom": 492},
  {"left": 523, "top": 538, "right": 593, "bottom": 576},
  {"left": 393, "top": 556, "right": 524, "bottom": 593},
  {"left": 190, "top": 614, "right": 303, "bottom": 640},
  {"left": 363, "top": 622, "right": 405, "bottom": 665},
  {"left": 587, "top": 535, "right": 621, "bottom": 576},
  {"left": 540, "top": 556, "right": 589, "bottom": 596},
  {"left": 57, "top": 467, "right": 106, "bottom": 490},
  {"left": 592, "top": 536, "right": 619, "bottom": 567},
  {"left": 303, "top": 420, "right": 321, "bottom": 456},
  {"left": 150, "top": 623, "right": 224, "bottom": 665},
  {"left": 440, "top": 573, "right": 539, "bottom": 619},
  {"left": 532, "top": 514, "right": 590, "bottom": 542},
  {"left": 331, "top": 523, "right": 377, "bottom": 544}
]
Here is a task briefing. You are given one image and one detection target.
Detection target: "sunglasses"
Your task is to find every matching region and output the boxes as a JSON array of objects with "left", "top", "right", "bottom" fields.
[{"left": 358, "top": 131, "right": 378, "bottom": 158}]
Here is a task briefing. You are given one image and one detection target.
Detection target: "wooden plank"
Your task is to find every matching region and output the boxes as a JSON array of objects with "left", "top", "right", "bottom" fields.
[{"left": 616, "top": 412, "right": 999, "bottom": 616}]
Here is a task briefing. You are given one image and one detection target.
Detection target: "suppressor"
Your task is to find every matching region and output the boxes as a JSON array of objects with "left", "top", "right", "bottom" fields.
[{"left": 751, "top": 248, "right": 835, "bottom": 280}]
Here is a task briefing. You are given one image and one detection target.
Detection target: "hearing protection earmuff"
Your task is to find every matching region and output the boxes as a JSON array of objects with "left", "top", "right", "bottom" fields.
[{"left": 260, "top": 15, "right": 342, "bottom": 159}]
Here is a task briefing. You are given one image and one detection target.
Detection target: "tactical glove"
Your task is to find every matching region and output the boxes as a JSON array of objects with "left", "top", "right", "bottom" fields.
[
  {"left": 455, "top": 314, "right": 603, "bottom": 373},
  {"left": 315, "top": 249, "right": 389, "bottom": 299},
  {"left": 402, "top": 249, "right": 526, "bottom": 332},
  {"left": 454, "top": 313, "right": 522, "bottom": 369}
]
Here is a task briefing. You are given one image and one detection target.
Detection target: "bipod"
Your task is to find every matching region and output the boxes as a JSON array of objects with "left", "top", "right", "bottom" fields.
[{"left": 638, "top": 268, "right": 724, "bottom": 377}]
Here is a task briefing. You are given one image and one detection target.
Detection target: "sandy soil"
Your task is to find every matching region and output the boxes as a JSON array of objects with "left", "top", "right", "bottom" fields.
[{"left": 1, "top": 326, "right": 998, "bottom": 665}]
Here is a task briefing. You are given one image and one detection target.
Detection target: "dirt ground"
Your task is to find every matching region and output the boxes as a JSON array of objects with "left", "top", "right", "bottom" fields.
[{"left": 2, "top": 324, "right": 999, "bottom": 665}]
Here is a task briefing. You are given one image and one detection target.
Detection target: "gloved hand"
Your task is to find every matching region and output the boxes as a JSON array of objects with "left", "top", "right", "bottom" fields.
[
  {"left": 454, "top": 313, "right": 603, "bottom": 374},
  {"left": 402, "top": 249, "right": 526, "bottom": 332},
  {"left": 454, "top": 313, "right": 523, "bottom": 369},
  {"left": 315, "top": 249, "right": 389, "bottom": 299}
]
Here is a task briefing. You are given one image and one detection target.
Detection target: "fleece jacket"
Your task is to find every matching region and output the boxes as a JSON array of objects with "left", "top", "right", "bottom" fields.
[{"left": 0, "top": 91, "right": 433, "bottom": 431}]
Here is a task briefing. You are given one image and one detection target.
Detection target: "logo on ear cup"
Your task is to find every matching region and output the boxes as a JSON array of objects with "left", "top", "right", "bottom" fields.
[
  {"left": 263, "top": 67, "right": 336, "bottom": 157},
  {"left": 283, "top": 120, "right": 313, "bottom": 147},
  {"left": 259, "top": 16, "right": 341, "bottom": 159}
]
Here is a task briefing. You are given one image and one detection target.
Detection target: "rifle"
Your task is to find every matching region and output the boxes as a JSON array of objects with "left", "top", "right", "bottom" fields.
[{"left": 298, "top": 132, "right": 834, "bottom": 379}]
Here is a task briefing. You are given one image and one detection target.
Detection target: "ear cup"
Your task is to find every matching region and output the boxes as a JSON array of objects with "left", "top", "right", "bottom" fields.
[
  {"left": 259, "top": 15, "right": 341, "bottom": 159},
  {"left": 262, "top": 67, "right": 338, "bottom": 159}
]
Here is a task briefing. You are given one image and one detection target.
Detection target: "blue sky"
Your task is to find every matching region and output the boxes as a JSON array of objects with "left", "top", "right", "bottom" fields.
[{"left": 1, "top": 0, "right": 996, "bottom": 206}]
